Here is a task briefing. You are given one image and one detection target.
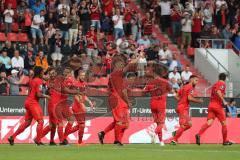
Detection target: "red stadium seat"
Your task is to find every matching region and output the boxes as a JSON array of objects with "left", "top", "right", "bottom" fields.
[
  {"left": 12, "top": 23, "right": 19, "bottom": 32},
  {"left": 187, "top": 47, "right": 195, "bottom": 56},
  {"left": 0, "top": 23, "right": 5, "bottom": 32},
  {"left": 18, "top": 33, "right": 29, "bottom": 42},
  {"left": 0, "top": 32, "right": 7, "bottom": 41},
  {"left": 7, "top": 33, "right": 18, "bottom": 42}
]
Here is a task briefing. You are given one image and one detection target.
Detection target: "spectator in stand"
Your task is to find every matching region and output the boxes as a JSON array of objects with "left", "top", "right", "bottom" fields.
[
  {"left": 137, "top": 35, "right": 151, "bottom": 49},
  {"left": 169, "top": 53, "right": 182, "bottom": 72},
  {"left": 181, "top": 65, "right": 192, "bottom": 84},
  {"left": 168, "top": 66, "right": 181, "bottom": 84},
  {"left": 3, "top": 3, "right": 14, "bottom": 34},
  {"left": 234, "top": 31, "right": 240, "bottom": 50},
  {"left": 181, "top": 12, "right": 192, "bottom": 51},
  {"left": 192, "top": 8, "right": 203, "bottom": 48},
  {"left": 31, "top": 9, "right": 45, "bottom": 45},
  {"left": 8, "top": 69, "right": 24, "bottom": 95},
  {"left": 11, "top": 50, "right": 24, "bottom": 71},
  {"left": 170, "top": 77, "right": 180, "bottom": 93},
  {"left": 216, "top": 4, "right": 228, "bottom": 29},
  {"left": 123, "top": 2, "right": 133, "bottom": 36},
  {"left": 4, "top": 0, "right": 17, "bottom": 9},
  {"left": 35, "top": 51, "right": 49, "bottom": 71},
  {"left": 51, "top": 33, "right": 63, "bottom": 67},
  {"left": 81, "top": 51, "right": 93, "bottom": 72},
  {"left": 149, "top": 33, "right": 160, "bottom": 46},
  {"left": 158, "top": 43, "right": 172, "bottom": 66},
  {"left": 17, "top": 1, "right": 27, "bottom": 30},
  {"left": 32, "top": 0, "right": 46, "bottom": 15},
  {"left": 57, "top": 0, "right": 70, "bottom": 14},
  {"left": 113, "top": 8, "right": 124, "bottom": 40},
  {"left": 158, "top": 0, "right": 171, "bottom": 33},
  {"left": 210, "top": 26, "right": 223, "bottom": 49},
  {"left": 24, "top": 9, "right": 32, "bottom": 35},
  {"left": 69, "top": 9, "right": 80, "bottom": 47},
  {"left": 0, "top": 49, "right": 11, "bottom": 74},
  {"left": 24, "top": 51, "right": 35, "bottom": 71},
  {"left": 86, "top": 25, "right": 98, "bottom": 59},
  {"left": 45, "top": 12, "right": 57, "bottom": 27},
  {"left": 0, "top": 71, "right": 8, "bottom": 95},
  {"left": 5, "top": 41, "right": 14, "bottom": 58},
  {"left": 137, "top": 50, "right": 147, "bottom": 77},
  {"left": 171, "top": 3, "right": 182, "bottom": 44},
  {"left": 221, "top": 24, "right": 233, "bottom": 39},
  {"left": 89, "top": 0, "right": 101, "bottom": 31},
  {"left": 44, "top": 23, "right": 56, "bottom": 46},
  {"left": 215, "top": 0, "right": 227, "bottom": 14},
  {"left": 146, "top": 45, "right": 159, "bottom": 61},
  {"left": 79, "top": 0, "right": 91, "bottom": 35},
  {"left": 142, "top": 12, "right": 154, "bottom": 36},
  {"left": 203, "top": 2, "right": 213, "bottom": 28},
  {"left": 226, "top": 98, "right": 238, "bottom": 118},
  {"left": 58, "top": 9, "right": 70, "bottom": 45}
]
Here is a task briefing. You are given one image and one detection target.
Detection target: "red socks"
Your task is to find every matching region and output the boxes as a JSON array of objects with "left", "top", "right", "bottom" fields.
[
  {"left": 114, "top": 123, "right": 126, "bottom": 143},
  {"left": 198, "top": 123, "right": 210, "bottom": 136},
  {"left": 155, "top": 124, "right": 163, "bottom": 142},
  {"left": 41, "top": 125, "right": 50, "bottom": 138},
  {"left": 57, "top": 126, "right": 64, "bottom": 142},
  {"left": 104, "top": 122, "right": 115, "bottom": 134},
  {"left": 64, "top": 123, "right": 73, "bottom": 139},
  {"left": 12, "top": 121, "right": 30, "bottom": 139},
  {"left": 222, "top": 125, "right": 228, "bottom": 143},
  {"left": 35, "top": 120, "right": 44, "bottom": 143},
  {"left": 173, "top": 127, "right": 185, "bottom": 141},
  {"left": 78, "top": 124, "right": 85, "bottom": 144}
]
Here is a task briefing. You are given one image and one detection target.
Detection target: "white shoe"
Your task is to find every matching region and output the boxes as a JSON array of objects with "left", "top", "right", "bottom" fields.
[{"left": 160, "top": 141, "right": 165, "bottom": 146}]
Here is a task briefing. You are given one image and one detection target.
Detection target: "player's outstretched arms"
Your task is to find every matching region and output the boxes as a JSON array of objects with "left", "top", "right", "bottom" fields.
[{"left": 188, "top": 95, "right": 203, "bottom": 103}]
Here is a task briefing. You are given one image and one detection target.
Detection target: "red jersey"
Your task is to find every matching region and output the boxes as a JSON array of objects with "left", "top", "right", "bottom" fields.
[
  {"left": 48, "top": 77, "right": 63, "bottom": 102},
  {"left": 61, "top": 76, "right": 77, "bottom": 99},
  {"left": 143, "top": 18, "right": 153, "bottom": 35},
  {"left": 109, "top": 70, "right": 125, "bottom": 96},
  {"left": 105, "top": 57, "right": 112, "bottom": 69},
  {"left": 177, "top": 83, "right": 194, "bottom": 110},
  {"left": 26, "top": 77, "right": 43, "bottom": 103},
  {"left": 124, "top": 8, "right": 132, "bottom": 23},
  {"left": 90, "top": 5, "right": 100, "bottom": 20},
  {"left": 210, "top": 81, "right": 226, "bottom": 106},
  {"left": 102, "top": 0, "right": 114, "bottom": 16}
]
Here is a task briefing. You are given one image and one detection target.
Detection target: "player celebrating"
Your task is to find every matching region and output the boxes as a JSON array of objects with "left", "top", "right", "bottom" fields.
[
  {"left": 98, "top": 54, "right": 131, "bottom": 146},
  {"left": 171, "top": 75, "right": 203, "bottom": 145},
  {"left": 8, "top": 66, "right": 50, "bottom": 145},
  {"left": 40, "top": 67, "right": 62, "bottom": 145},
  {"left": 64, "top": 70, "right": 95, "bottom": 144},
  {"left": 195, "top": 73, "right": 233, "bottom": 145}
]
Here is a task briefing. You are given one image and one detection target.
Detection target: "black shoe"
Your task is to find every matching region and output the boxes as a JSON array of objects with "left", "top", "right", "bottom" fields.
[
  {"left": 223, "top": 141, "right": 233, "bottom": 146},
  {"left": 34, "top": 139, "right": 44, "bottom": 146},
  {"left": 59, "top": 139, "right": 69, "bottom": 146},
  {"left": 8, "top": 136, "right": 14, "bottom": 146},
  {"left": 98, "top": 131, "right": 105, "bottom": 144},
  {"left": 170, "top": 140, "right": 177, "bottom": 145},
  {"left": 114, "top": 141, "right": 123, "bottom": 146},
  {"left": 195, "top": 134, "right": 200, "bottom": 145},
  {"left": 49, "top": 142, "right": 57, "bottom": 146}
]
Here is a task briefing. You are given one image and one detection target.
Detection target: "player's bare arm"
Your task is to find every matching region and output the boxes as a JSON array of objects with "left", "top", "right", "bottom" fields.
[
  {"left": 216, "top": 90, "right": 227, "bottom": 105},
  {"left": 188, "top": 95, "right": 203, "bottom": 103}
]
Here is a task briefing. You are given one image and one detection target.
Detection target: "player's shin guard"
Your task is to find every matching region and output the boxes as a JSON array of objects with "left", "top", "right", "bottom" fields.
[
  {"left": 57, "top": 126, "right": 64, "bottom": 143},
  {"left": 64, "top": 122, "right": 73, "bottom": 139},
  {"left": 173, "top": 127, "right": 185, "bottom": 141},
  {"left": 104, "top": 121, "right": 115, "bottom": 134},
  {"left": 41, "top": 125, "right": 50, "bottom": 138},
  {"left": 12, "top": 121, "right": 30, "bottom": 139},
  {"left": 50, "top": 126, "right": 56, "bottom": 142},
  {"left": 222, "top": 125, "right": 228, "bottom": 143},
  {"left": 78, "top": 124, "right": 85, "bottom": 144},
  {"left": 36, "top": 120, "right": 44, "bottom": 143},
  {"left": 155, "top": 124, "right": 163, "bottom": 142},
  {"left": 198, "top": 123, "right": 210, "bottom": 136}
]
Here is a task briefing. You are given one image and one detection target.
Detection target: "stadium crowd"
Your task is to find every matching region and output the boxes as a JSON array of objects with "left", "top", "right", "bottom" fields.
[{"left": 0, "top": 0, "right": 239, "bottom": 96}]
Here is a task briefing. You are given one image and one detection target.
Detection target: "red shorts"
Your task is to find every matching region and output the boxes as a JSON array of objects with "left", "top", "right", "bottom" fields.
[
  {"left": 54, "top": 99, "right": 73, "bottom": 122},
  {"left": 150, "top": 100, "right": 166, "bottom": 124},
  {"left": 72, "top": 102, "right": 86, "bottom": 124},
  {"left": 207, "top": 104, "right": 226, "bottom": 122},
  {"left": 176, "top": 108, "right": 191, "bottom": 126},
  {"left": 24, "top": 100, "right": 43, "bottom": 121}
]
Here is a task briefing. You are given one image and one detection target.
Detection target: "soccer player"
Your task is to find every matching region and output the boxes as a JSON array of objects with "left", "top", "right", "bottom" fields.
[
  {"left": 64, "top": 70, "right": 95, "bottom": 144},
  {"left": 40, "top": 67, "right": 62, "bottom": 145},
  {"left": 144, "top": 75, "right": 171, "bottom": 146},
  {"left": 98, "top": 55, "right": 131, "bottom": 146},
  {"left": 195, "top": 73, "right": 233, "bottom": 145},
  {"left": 170, "top": 75, "right": 203, "bottom": 145},
  {"left": 8, "top": 66, "right": 50, "bottom": 145}
]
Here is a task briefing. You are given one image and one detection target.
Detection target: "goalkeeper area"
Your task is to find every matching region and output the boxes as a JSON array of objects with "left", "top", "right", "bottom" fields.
[{"left": 1, "top": 144, "right": 240, "bottom": 160}]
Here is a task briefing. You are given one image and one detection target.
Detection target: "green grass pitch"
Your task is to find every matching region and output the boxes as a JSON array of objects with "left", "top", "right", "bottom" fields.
[{"left": 1, "top": 144, "right": 240, "bottom": 160}]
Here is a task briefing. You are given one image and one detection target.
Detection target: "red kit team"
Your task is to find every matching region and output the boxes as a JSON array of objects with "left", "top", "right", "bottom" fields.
[{"left": 7, "top": 61, "right": 233, "bottom": 146}]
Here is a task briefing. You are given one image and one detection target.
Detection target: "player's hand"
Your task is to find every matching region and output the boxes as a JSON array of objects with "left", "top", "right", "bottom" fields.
[
  {"left": 223, "top": 100, "right": 228, "bottom": 106},
  {"left": 198, "top": 98, "right": 204, "bottom": 103},
  {"left": 45, "top": 95, "right": 51, "bottom": 99}
]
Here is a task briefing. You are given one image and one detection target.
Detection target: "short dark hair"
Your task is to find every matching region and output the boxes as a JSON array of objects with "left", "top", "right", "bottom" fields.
[
  {"left": 219, "top": 73, "right": 227, "bottom": 81},
  {"left": 189, "top": 75, "right": 198, "bottom": 79},
  {"left": 230, "top": 98, "right": 235, "bottom": 104},
  {"left": 33, "top": 66, "right": 43, "bottom": 78}
]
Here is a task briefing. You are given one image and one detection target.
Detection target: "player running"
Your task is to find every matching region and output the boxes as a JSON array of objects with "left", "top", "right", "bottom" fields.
[
  {"left": 8, "top": 66, "right": 50, "bottom": 145},
  {"left": 170, "top": 75, "right": 203, "bottom": 145},
  {"left": 63, "top": 70, "right": 95, "bottom": 144},
  {"left": 195, "top": 73, "right": 233, "bottom": 145}
]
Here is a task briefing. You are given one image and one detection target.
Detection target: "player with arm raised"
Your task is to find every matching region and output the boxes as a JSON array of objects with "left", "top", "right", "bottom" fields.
[
  {"left": 8, "top": 66, "right": 50, "bottom": 145},
  {"left": 195, "top": 73, "right": 233, "bottom": 145},
  {"left": 170, "top": 75, "right": 203, "bottom": 145}
]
